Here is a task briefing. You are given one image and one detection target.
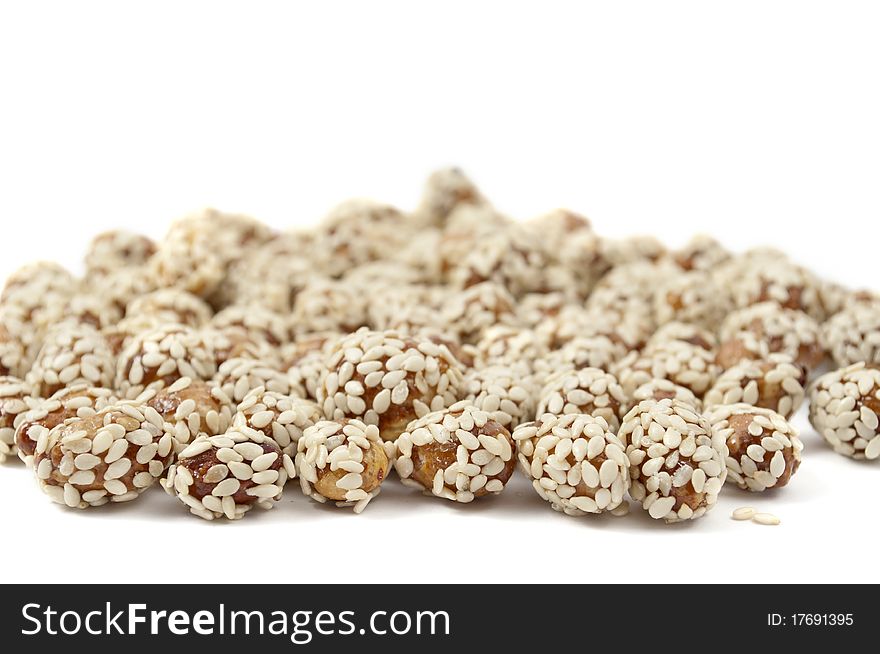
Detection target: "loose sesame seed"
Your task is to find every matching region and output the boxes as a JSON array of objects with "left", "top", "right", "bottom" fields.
[
  {"left": 752, "top": 512, "right": 781, "bottom": 526},
  {"left": 732, "top": 506, "right": 757, "bottom": 520}
]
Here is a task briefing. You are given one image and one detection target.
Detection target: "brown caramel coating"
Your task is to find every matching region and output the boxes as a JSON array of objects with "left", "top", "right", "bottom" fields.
[
  {"left": 409, "top": 419, "right": 515, "bottom": 498},
  {"left": 86, "top": 230, "right": 157, "bottom": 274},
  {"left": 37, "top": 411, "right": 169, "bottom": 495},
  {"left": 666, "top": 463, "right": 709, "bottom": 513},
  {"left": 681, "top": 332, "right": 714, "bottom": 351},
  {"left": 741, "top": 315, "right": 824, "bottom": 371},
  {"left": 181, "top": 439, "right": 281, "bottom": 506},
  {"left": 320, "top": 330, "right": 465, "bottom": 443},
  {"left": 716, "top": 336, "right": 766, "bottom": 370},
  {"left": 726, "top": 412, "right": 799, "bottom": 489},
  {"left": 15, "top": 387, "right": 113, "bottom": 459},
  {"left": 756, "top": 279, "right": 807, "bottom": 314},
  {"left": 865, "top": 395, "right": 880, "bottom": 416},
  {"left": 631, "top": 449, "right": 710, "bottom": 515},
  {"left": 745, "top": 323, "right": 825, "bottom": 371},
  {"left": 146, "top": 379, "right": 227, "bottom": 434},
  {"left": 101, "top": 315, "right": 163, "bottom": 357},
  {"left": 16, "top": 405, "right": 76, "bottom": 459},
  {"left": 281, "top": 334, "right": 332, "bottom": 369},
  {"left": 751, "top": 361, "right": 806, "bottom": 417},
  {"left": 116, "top": 325, "right": 217, "bottom": 398},
  {"left": 211, "top": 307, "right": 288, "bottom": 347},
  {"left": 209, "top": 327, "right": 277, "bottom": 367},
  {"left": 377, "top": 404, "right": 421, "bottom": 444},
  {"left": 313, "top": 441, "right": 389, "bottom": 501},
  {"left": 620, "top": 399, "right": 726, "bottom": 521},
  {"left": 673, "top": 236, "right": 729, "bottom": 272}
]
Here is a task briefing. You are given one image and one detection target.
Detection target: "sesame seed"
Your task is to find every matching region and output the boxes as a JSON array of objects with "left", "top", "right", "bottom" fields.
[
  {"left": 752, "top": 512, "right": 781, "bottom": 526},
  {"left": 732, "top": 506, "right": 757, "bottom": 520}
]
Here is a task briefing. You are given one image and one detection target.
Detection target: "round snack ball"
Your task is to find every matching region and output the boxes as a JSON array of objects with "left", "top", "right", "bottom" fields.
[
  {"left": 291, "top": 278, "right": 368, "bottom": 335},
  {"left": 140, "top": 377, "right": 233, "bottom": 451},
  {"left": 318, "top": 328, "right": 466, "bottom": 442},
  {"left": 653, "top": 271, "right": 729, "bottom": 330},
  {"left": 366, "top": 283, "right": 445, "bottom": 333},
  {"left": 165, "top": 425, "right": 290, "bottom": 520},
  {"left": 2, "top": 261, "right": 77, "bottom": 303},
  {"left": 296, "top": 419, "right": 390, "bottom": 513},
  {"left": 439, "top": 205, "right": 511, "bottom": 281},
  {"left": 220, "top": 239, "right": 314, "bottom": 313},
  {"left": 719, "top": 254, "right": 825, "bottom": 320},
  {"left": 415, "top": 167, "right": 488, "bottom": 228},
  {"left": 281, "top": 332, "right": 340, "bottom": 401},
  {"left": 126, "top": 289, "right": 213, "bottom": 328},
  {"left": 535, "top": 335, "right": 625, "bottom": 379},
  {"left": 625, "top": 379, "right": 703, "bottom": 414},
  {"left": 704, "top": 354, "right": 806, "bottom": 419},
  {"left": 618, "top": 399, "right": 727, "bottom": 522},
  {"left": 516, "top": 292, "right": 569, "bottom": 329},
  {"left": 450, "top": 222, "right": 576, "bottom": 299},
  {"left": 211, "top": 304, "right": 289, "bottom": 348},
  {"left": 715, "top": 331, "right": 771, "bottom": 371},
  {"left": 672, "top": 234, "right": 731, "bottom": 272},
  {"left": 589, "top": 260, "right": 674, "bottom": 319},
  {"left": 1, "top": 263, "right": 77, "bottom": 357},
  {"left": 84, "top": 266, "right": 157, "bottom": 316},
  {"left": 441, "top": 281, "right": 517, "bottom": 344},
  {"left": 809, "top": 362, "right": 880, "bottom": 460},
  {"left": 614, "top": 341, "right": 719, "bottom": 400},
  {"left": 474, "top": 325, "right": 548, "bottom": 372},
  {"left": 706, "top": 404, "right": 802, "bottom": 492},
  {"left": 547, "top": 308, "right": 649, "bottom": 357},
  {"left": 513, "top": 413, "right": 629, "bottom": 515},
  {"left": 586, "top": 286, "right": 656, "bottom": 336},
  {"left": 33, "top": 404, "right": 173, "bottom": 509},
  {"left": 647, "top": 321, "right": 717, "bottom": 353},
  {"left": 206, "top": 325, "right": 279, "bottom": 368},
  {"left": 0, "top": 319, "right": 28, "bottom": 379},
  {"left": 393, "top": 231, "right": 446, "bottom": 284},
  {"left": 148, "top": 212, "right": 225, "bottom": 298},
  {"left": 539, "top": 303, "right": 651, "bottom": 354},
  {"left": 536, "top": 368, "right": 626, "bottom": 433},
  {"left": 64, "top": 292, "right": 125, "bottom": 331},
  {"left": 101, "top": 314, "right": 166, "bottom": 357},
  {"left": 395, "top": 403, "right": 516, "bottom": 503},
  {"left": 822, "top": 303, "right": 880, "bottom": 368},
  {"left": 84, "top": 229, "right": 157, "bottom": 278},
  {"left": 0, "top": 377, "right": 31, "bottom": 463},
  {"left": 313, "top": 200, "right": 413, "bottom": 277},
  {"left": 528, "top": 210, "right": 609, "bottom": 297},
  {"left": 236, "top": 386, "right": 322, "bottom": 457},
  {"left": 462, "top": 364, "right": 538, "bottom": 431},
  {"left": 198, "top": 209, "right": 276, "bottom": 259},
  {"left": 26, "top": 322, "right": 116, "bottom": 397},
  {"left": 115, "top": 324, "right": 217, "bottom": 399},
  {"left": 719, "top": 302, "right": 824, "bottom": 371},
  {"left": 15, "top": 385, "right": 116, "bottom": 466},
  {"left": 213, "top": 357, "right": 290, "bottom": 407}
]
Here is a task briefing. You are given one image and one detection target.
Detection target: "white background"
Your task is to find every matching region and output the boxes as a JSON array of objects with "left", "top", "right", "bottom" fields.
[{"left": 1, "top": 1, "right": 878, "bottom": 584}]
